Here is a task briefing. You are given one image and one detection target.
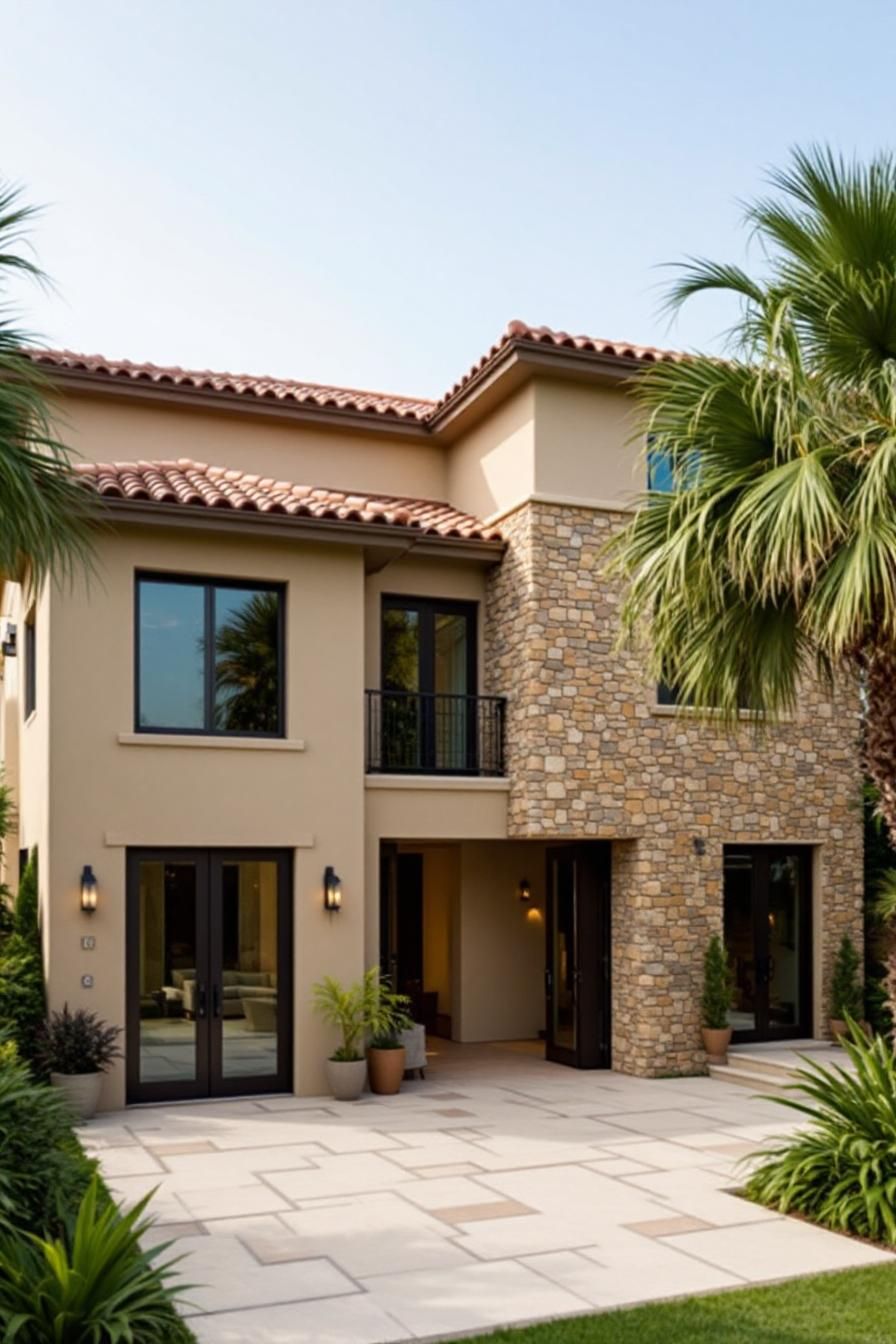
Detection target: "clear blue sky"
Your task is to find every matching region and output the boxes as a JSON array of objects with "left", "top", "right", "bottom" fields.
[{"left": 5, "top": 0, "right": 895, "bottom": 399}]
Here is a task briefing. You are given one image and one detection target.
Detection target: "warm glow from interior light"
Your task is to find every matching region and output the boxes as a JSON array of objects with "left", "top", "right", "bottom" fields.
[{"left": 526, "top": 907, "right": 543, "bottom": 924}]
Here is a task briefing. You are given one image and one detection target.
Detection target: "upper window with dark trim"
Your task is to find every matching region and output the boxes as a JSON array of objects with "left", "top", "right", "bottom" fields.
[
  {"left": 381, "top": 596, "right": 477, "bottom": 698},
  {"left": 23, "top": 610, "right": 36, "bottom": 719},
  {"left": 136, "top": 574, "right": 285, "bottom": 736}
]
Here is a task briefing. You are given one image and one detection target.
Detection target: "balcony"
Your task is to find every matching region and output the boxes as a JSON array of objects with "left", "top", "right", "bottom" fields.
[{"left": 365, "top": 690, "right": 506, "bottom": 777}]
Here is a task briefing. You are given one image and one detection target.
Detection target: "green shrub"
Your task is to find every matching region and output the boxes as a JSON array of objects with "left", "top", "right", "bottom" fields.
[
  {"left": 830, "top": 934, "right": 864, "bottom": 1020},
  {"left": 0, "top": 848, "right": 46, "bottom": 1069},
  {"left": 701, "top": 935, "right": 733, "bottom": 1029},
  {"left": 0, "top": 1040, "right": 95, "bottom": 1237},
  {"left": 746, "top": 1021, "right": 896, "bottom": 1242},
  {"left": 0, "top": 1176, "right": 189, "bottom": 1343}
]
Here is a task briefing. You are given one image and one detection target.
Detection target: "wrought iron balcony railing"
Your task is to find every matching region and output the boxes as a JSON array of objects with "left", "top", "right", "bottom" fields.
[{"left": 365, "top": 689, "right": 506, "bottom": 776}]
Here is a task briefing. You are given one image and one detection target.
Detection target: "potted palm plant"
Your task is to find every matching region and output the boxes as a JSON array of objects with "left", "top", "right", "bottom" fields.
[
  {"left": 701, "top": 935, "right": 734, "bottom": 1064},
  {"left": 367, "top": 977, "right": 413, "bottom": 1096},
  {"left": 829, "top": 934, "right": 864, "bottom": 1043},
  {"left": 39, "top": 1004, "right": 122, "bottom": 1119},
  {"left": 312, "top": 969, "right": 380, "bottom": 1101}
]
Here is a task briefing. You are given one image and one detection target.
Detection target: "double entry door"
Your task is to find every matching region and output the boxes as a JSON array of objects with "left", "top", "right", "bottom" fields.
[
  {"left": 126, "top": 848, "right": 292, "bottom": 1103},
  {"left": 723, "top": 846, "right": 813, "bottom": 1042},
  {"left": 545, "top": 844, "right": 612, "bottom": 1068}
]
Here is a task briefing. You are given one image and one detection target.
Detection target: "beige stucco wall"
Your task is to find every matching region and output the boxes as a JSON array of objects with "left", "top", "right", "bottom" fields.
[
  {"left": 446, "top": 384, "right": 536, "bottom": 522},
  {"left": 41, "top": 524, "right": 367, "bottom": 1106},
  {"left": 455, "top": 840, "right": 547, "bottom": 1042},
  {"left": 533, "top": 380, "right": 644, "bottom": 507},
  {"left": 56, "top": 395, "right": 448, "bottom": 502}
]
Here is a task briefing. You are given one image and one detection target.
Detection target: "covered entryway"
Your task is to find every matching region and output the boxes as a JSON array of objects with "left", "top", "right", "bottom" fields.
[
  {"left": 126, "top": 848, "right": 293, "bottom": 1102},
  {"left": 378, "top": 839, "right": 611, "bottom": 1069},
  {"left": 723, "top": 846, "right": 813, "bottom": 1043}
]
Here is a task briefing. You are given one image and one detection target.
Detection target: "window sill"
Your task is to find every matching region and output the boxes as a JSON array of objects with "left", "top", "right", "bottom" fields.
[
  {"left": 117, "top": 733, "right": 306, "bottom": 751},
  {"left": 365, "top": 774, "right": 510, "bottom": 791},
  {"left": 650, "top": 704, "right": 789, "bottom": 722}
]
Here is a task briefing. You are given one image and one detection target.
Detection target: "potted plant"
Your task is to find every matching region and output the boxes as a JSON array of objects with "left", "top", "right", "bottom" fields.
[
  {"left": 39, "top": 1004, "right": 122, "bottom": 1120},
  {"left": 701, "top": 934, "right": 734, "bottom": 1064},
  {"left": 829, "top": 934, "right": 864, "bottom": 1043},
  {"left": 367, "top": 976, "right": 413, "bottom": 1096},
  {"left": 312, "top": 969, "right": 380, "bottom": 1101}
]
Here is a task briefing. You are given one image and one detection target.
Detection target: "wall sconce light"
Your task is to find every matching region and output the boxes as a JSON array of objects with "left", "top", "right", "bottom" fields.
[
  {"left": 692, "top": 838, "right": 707, "bottom": 857},
  {"left": 80, "top": 865, "right": 98, "bottom": 914},
  {"left": 323, "top": 866, "right": 342, "bottom": 913},
  {"left": 518, "top": 878, "right": 532, "bottom": 902},
  {"left": 1, "top": 623, "right": 16, "bottom": 658}
]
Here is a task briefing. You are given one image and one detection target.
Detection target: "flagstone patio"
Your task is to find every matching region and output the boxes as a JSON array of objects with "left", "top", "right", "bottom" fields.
[{"left": 81, "top": 1040, "right": 891, "bottom": 1343}]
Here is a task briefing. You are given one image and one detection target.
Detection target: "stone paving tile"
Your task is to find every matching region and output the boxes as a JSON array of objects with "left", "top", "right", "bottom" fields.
[
  {"left": 360, "top": 1259, "right": 590, "bottom": 1337},
  {"left": 87, "top": 1041, "right": 896, "bottom": 1342},
  {"left": 175, "top": 1236, "right": 356, "bottom": 1315},
  {"left": 189, "top": 1295, "right": 411, "bottom": 1343},
  {"left": 668, "top": 1218, "right": 893, "bottom": 1280}
]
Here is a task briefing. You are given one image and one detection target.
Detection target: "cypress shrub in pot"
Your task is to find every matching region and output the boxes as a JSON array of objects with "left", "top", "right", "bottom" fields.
[{"left": 701, "top": 934, "right": 734, "bottom": 1064}]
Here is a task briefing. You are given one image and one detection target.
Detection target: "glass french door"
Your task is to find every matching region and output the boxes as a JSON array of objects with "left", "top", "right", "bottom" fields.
[
  {"left": 545, "top": 844, "right": 611, "bottom": 1068},
  {"left": 126, "top": 849, "right": 292, "bottom": 1102},
  {"left": 380, "top": 596, "right": 477, "bottom": 772},
  {"left": 723, "top": 847, "right": 812, "bottom": 1042}
]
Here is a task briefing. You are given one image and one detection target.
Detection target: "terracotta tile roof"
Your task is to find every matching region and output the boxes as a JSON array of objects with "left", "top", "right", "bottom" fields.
[
  {"left": 29, "top": 349, "right": 434, "bottom": 422},
  {"left": 432, "top": 319, "right": 684, "bottom": 413},
  {"left": 29, "top": 321, "right": 681, "bottom": 427},
  {"left": 77, "top": 459, "right": 503, "bottom": 542}
]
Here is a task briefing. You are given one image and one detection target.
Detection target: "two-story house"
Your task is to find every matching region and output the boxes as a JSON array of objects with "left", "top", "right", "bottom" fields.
[{"left": 0, "top": 321, "right": 863, "bottom": 1108}]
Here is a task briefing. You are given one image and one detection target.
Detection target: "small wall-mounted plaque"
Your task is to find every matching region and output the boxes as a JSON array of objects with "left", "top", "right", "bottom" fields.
[
  {"left": 81, "top": 974, "right": 94, "bottom": 989},
  {"left": 81, "top": 935, "right": 96, "bottom": 951}
]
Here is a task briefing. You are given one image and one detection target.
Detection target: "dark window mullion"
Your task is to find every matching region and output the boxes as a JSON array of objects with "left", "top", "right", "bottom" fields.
[{"left": 205, "top": 585, "right": 215, "bottom": 733}]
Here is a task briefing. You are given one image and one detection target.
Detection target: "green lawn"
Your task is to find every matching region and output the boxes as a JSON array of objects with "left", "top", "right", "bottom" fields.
[{"left": 477, "top": 1265, "right": 896, "bottom": 1343}]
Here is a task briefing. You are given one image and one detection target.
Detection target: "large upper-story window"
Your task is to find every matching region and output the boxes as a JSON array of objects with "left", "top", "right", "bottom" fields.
[{"left": 136, "top": 574, "right": 284, "bottom": 736}]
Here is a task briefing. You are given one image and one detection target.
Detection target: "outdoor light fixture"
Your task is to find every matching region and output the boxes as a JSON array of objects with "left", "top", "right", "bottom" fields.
[
  {"left": 1, "top": 624, "right": 16, "bottom": 658},
  {"left": 518, "top": 878, "right": 532, "bottom": 902},
  {"left": 80, "top": 865, "right": 98, "bottom": 915},
  {"left": 323, "top": 866, "right": 342, "bottom": 912},
  {"left": 692, "top": 837, "right": 707, "bottom": 857}
]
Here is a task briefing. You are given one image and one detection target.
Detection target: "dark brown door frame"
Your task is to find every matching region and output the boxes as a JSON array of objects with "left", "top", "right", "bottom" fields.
[
  {"left": 126, "top": 847, "right": 293, "bottom": 1104},
  {"left": 724, "top": 845, "right": 813, "bottom": 1044},
  {"left": 545, "top": 843, "right": 612, "bottom": 1069}
]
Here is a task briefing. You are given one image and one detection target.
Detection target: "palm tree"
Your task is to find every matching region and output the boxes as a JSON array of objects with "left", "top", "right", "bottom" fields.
[
  {"left": 0, "top": 180, "right": 93, "bottom": 588},
  {"left": 610, "top": 147, "right": 896, "bottom": 845}
]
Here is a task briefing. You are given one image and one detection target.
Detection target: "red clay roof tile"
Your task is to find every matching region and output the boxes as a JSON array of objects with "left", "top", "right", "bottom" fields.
[
  {"left": 29, "top": 321, "right": 681, "bottom": 426},
  {"left": 29, "top": 350, "right": 435, "bottom": 421},
  {"left": 76, "top": 459, "right": 503, "bottom": 542}
]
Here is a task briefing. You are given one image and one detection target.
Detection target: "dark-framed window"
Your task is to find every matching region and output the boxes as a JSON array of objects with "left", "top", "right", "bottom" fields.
[
  {"left": 381, "top": 595, "right": 477, "bottom": 698},
  {"left": 135, "top": 573, "right": 285, "bottom": 736},
  {"left": 23, "top": 610, "right": 36, "bottom": 719}
]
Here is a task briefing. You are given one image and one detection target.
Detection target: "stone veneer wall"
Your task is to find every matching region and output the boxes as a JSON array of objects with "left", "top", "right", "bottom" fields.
[{"left": 486, "top": 500, "right": 864, "bottom": 1077}]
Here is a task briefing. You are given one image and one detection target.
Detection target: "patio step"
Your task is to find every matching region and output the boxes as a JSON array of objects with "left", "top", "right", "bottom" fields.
[{"left": 707, "top": 1062, "right": 793, "bottom": 1097}]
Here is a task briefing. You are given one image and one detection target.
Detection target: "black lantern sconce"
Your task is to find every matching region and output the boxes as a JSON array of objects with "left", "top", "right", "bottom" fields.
[
  {"left": 323, "top": 866, "right": 342, "bottom": 913},
  {"left": 692, "top": 837, "right": 707, "bottom": 857},
  {"left": 80, "top": 865, "right": 98, "bottom": 914},
  {"left": 518, "top": 878, "right": 532, "bottom": 902}
]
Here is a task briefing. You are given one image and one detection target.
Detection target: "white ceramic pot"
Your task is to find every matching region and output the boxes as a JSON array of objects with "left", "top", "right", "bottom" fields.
[
  {"left": 50, "top": 1071, "right": 104, "bottom": 1120},
  {"left": 325, "top": 1057, "right": 367, "bottom": 1101}
]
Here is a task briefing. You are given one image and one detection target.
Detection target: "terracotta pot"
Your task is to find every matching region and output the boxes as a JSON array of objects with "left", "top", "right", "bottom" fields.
[
  {"left": 326, "top": 1057, "right": 367, "bottom": 1101},
  {"left": 368, "top": 1046, "right": 406, "bottom": 1096},
  {"left": 50, "top": 1071, "right": 104, "bottom": 1120},
  {"left": 701, "top": 1026, "right": 732, "bottom": 1065},
  {"left": 829, "top": 1018, "right": 848, "bottom": 1045}
]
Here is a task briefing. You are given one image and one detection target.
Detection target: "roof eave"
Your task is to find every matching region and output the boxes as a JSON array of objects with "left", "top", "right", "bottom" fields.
[
  {"left": 428, "top": 339, "right": 652, "bottom": 438},
  {"left": 41, "top": 365, "right": 434, "bottom": 440},
  {"left": 88, "top": 497, "right": 506, "bottom": 564}
]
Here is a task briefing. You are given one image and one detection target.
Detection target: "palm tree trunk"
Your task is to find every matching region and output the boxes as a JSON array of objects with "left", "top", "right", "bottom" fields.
[{"left": 864, "top": 647, "right": 896, "bottom": 847}]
